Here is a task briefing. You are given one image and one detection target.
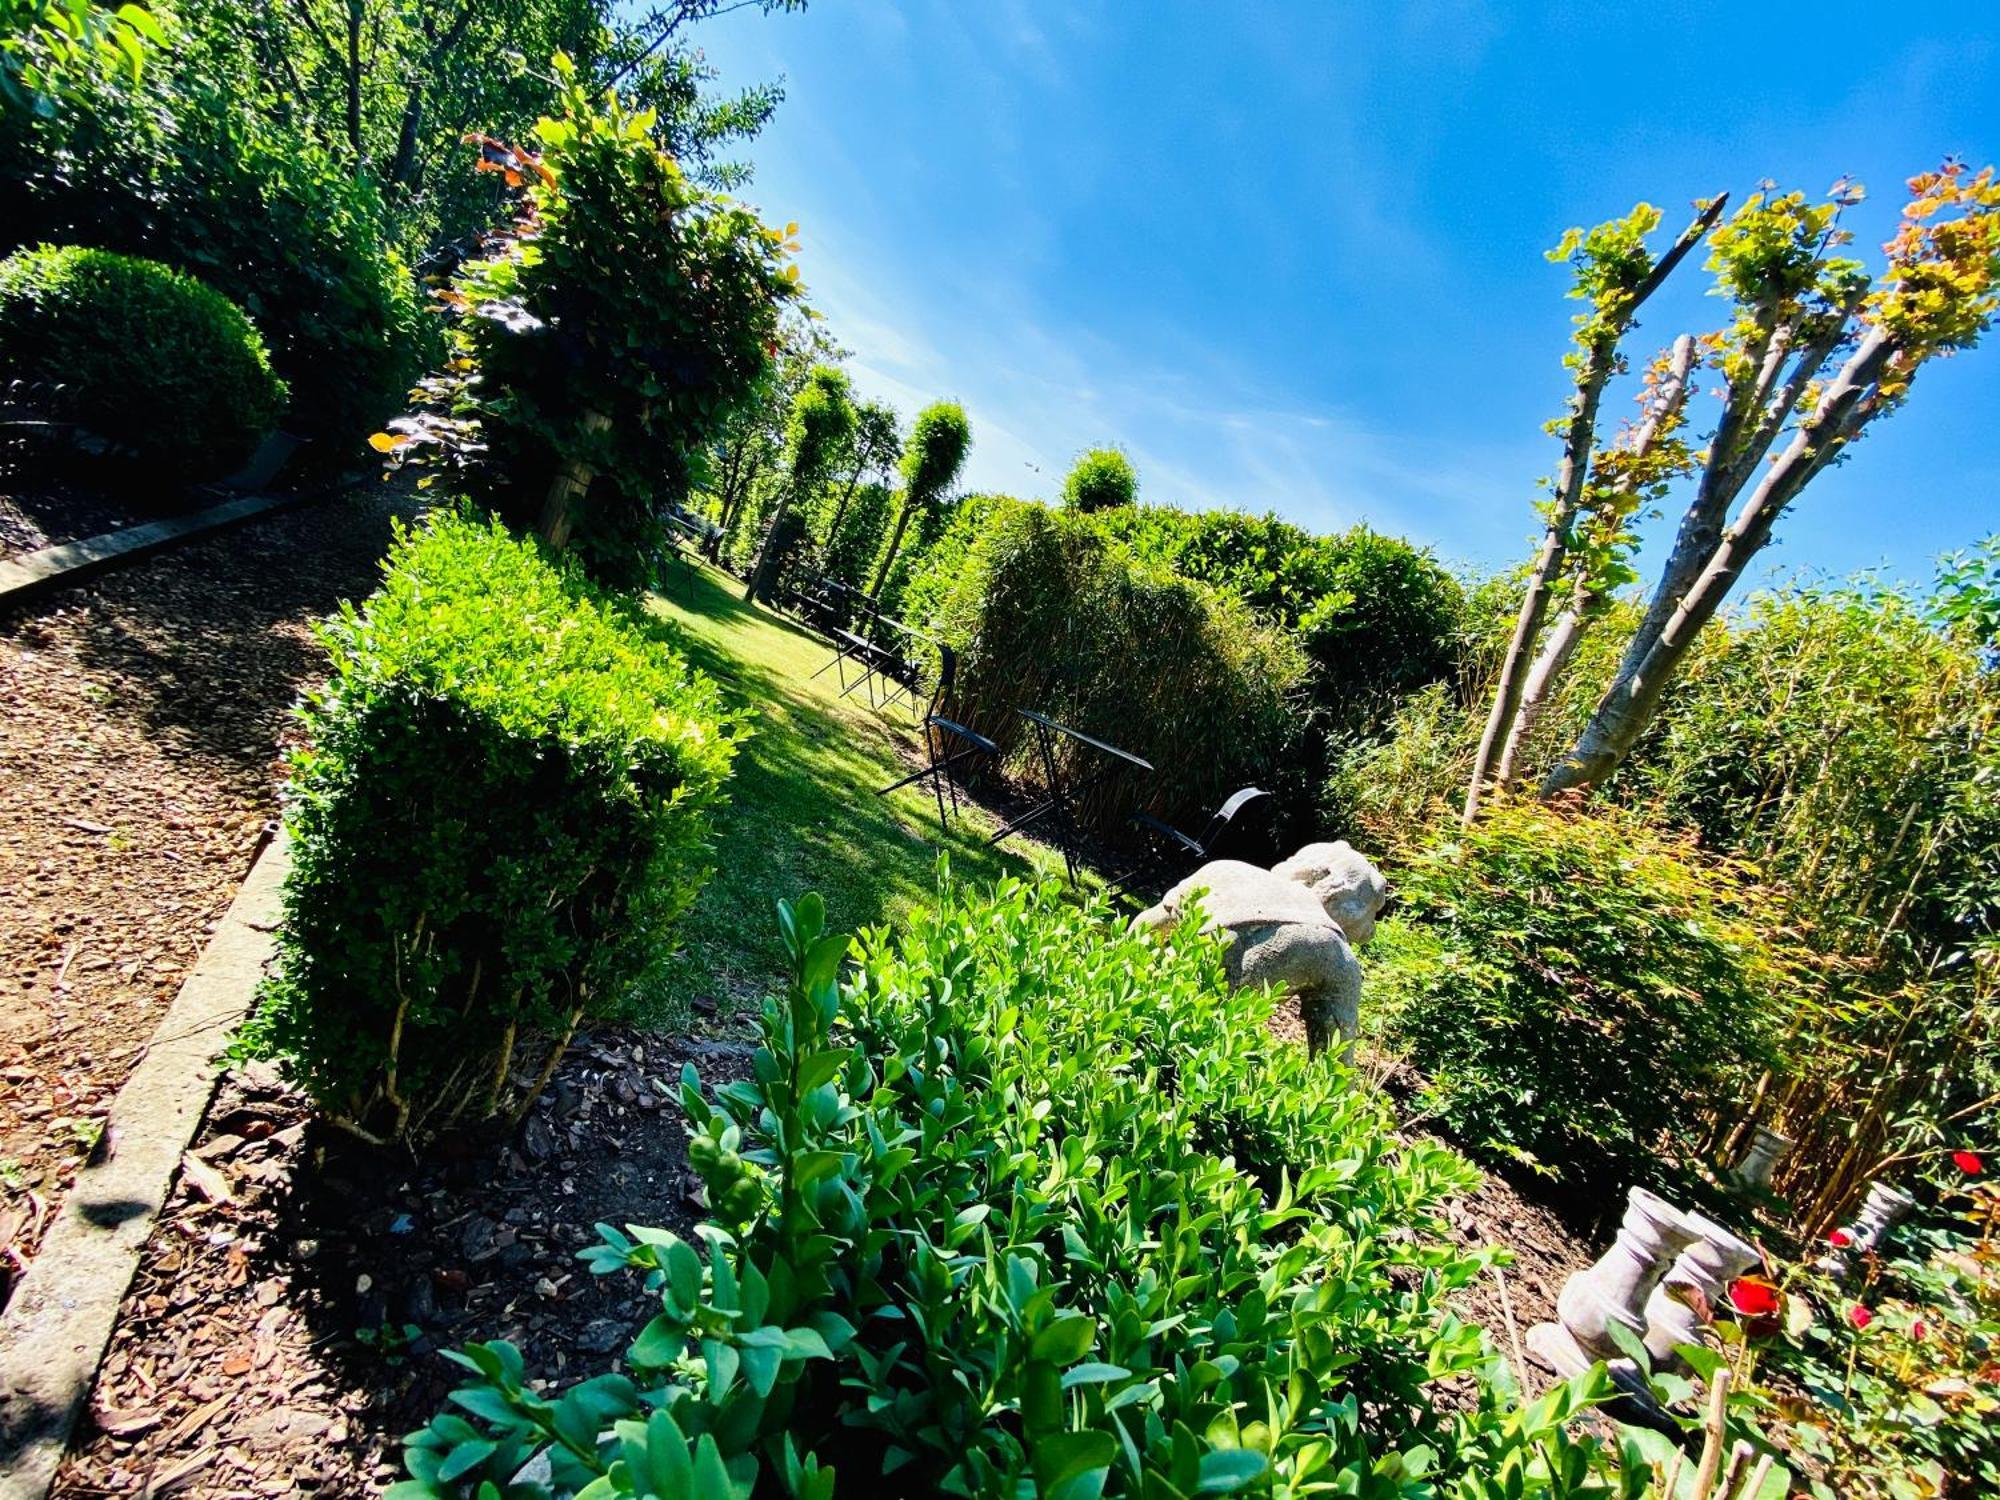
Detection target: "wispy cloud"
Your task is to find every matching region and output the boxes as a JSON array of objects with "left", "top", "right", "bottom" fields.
[{"left": 790, "top": 220, "right": 1535, "bottom": 569}]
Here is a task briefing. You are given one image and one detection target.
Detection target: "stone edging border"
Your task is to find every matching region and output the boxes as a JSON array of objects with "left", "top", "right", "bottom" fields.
[
  {"left": 0, "top": 831, "right": 292, "bottom": 1500},
  {"left": 0, "top": 491, "right": 313, "bottom": 609}
]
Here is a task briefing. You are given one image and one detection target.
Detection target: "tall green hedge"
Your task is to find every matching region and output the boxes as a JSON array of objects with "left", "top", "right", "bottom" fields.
[
  {"left": 247, "top": 512, "right": 741, "bottom": 1145},
  {"left": 0, "top": 244, "right": 286, "bottom": 480},
  {"left": 921, "top": 501, "right": 1302, "bottom": 833}
]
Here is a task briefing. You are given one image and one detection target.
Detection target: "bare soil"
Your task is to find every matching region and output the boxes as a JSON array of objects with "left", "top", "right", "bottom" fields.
[
  {"left": 53, "top": 1025, "right": 754, "bottom": 1498},
  {"left": 0, "top": 482, "right": 419, "bottom": 1290}
]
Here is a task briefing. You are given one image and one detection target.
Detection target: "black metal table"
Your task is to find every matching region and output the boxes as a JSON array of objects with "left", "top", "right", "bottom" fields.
[{"left": 986, "top": 709, "right": 1153, "bottom": 884}]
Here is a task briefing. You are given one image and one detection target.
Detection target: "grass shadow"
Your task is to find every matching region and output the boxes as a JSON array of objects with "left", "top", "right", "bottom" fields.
[{"left": 636, "top": 559, "right": 1078, "bottom": 1018}]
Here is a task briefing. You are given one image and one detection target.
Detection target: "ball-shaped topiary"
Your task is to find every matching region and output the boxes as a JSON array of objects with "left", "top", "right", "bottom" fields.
[
  {"left": 1062, "top": 446, "right": 1138, "bottom": 512},
  {"left": 0, "top": 245, "right": 287, "bottom": 481}
]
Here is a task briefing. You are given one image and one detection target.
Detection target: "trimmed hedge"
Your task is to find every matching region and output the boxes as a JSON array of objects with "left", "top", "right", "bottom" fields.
[
  {"left": 1, "top": 63, "right": 424, "bottom": 452},
  {"left": 921, "top": 501, "right": 1303, "bottom": 833},
  {"left": 0, "top": 244, "right": 286, "bottom": 480},
  {"left": 391, "top": 881, "right": 1638, "bottom": 1496},
  {"left": 245, "top": 511, "right": 741, "bottom": 1145}
]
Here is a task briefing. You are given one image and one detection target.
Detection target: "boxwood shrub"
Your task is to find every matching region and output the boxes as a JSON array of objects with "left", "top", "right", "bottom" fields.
[
  {"left": 0, "top": 244, "right": 287, "bottom": 480},
  {"left": 391, "top": 881, "right": 1641, "bottom": 1497},
  {"left": 247, "top": 511, "right": 742, "bottom": 1145}
]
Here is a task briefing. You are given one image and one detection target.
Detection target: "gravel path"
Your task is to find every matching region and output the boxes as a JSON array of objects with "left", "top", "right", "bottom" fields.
[{"left": 0, "top": 483, "right": 419, "bottom": 1292}]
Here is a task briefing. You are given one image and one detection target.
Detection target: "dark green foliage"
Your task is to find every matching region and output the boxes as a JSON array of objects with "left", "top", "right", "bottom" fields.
[
  {"left": 871, "top": 399, "right": 970, "bottom": 594},
  {"left": 1086, "top": 508, "right": 1465, "bottom": 839},
  {"left": 1366, "top": 801, "right": 1799, "bottom": 1182},
  {"left": 1061, "top": 444, "right": 1137, "bottom": 511},
  {"left": 0, "top": 244, "right": 285, "bottom": 480},
  {"left": 921, "top": 500, "right": 1302, "bottom": 833},
  {"left": 245, "top": 511, "right": 741, "bottom": 1145},
  {"left": 385, "top": 59, "right": 795, "bottom": 588},
  {"left": 745, "top": 364, "right": 853, "bottom": 600},
  {"left": 818, "top": 479, "right": 890, "bottom": 591},
  {"left": 393, "top": 883, "right": 1640, "bottom": 1497},
  {"left": 0, "top": 58, "right": 425, "bottom": 453}
]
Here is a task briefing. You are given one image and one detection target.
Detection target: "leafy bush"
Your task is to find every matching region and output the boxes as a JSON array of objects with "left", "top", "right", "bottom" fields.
[
  {"left": 381, "top": 56, "right": 795, "bottom": 587},
  {"left": 1062, "top": 445, "right": 1137, "bottom": 511},
  {"left": 0, "top": 57, "right": 424, "bottom": 452},
  {"left": 246, "top": 511, "right": 741, "bottom": 1145},
  {"left": 393, "top": 880, "right": 1643, "bottom": 1497},
  {"left": 1366, "top": 801, "right": 1800, "bottom": 1181},
  {"left": 0, "top": 244, "right": 285, "bottom": 480},
  {"left": 923, "top": 501, "right": 1303, "bottom": 834}
]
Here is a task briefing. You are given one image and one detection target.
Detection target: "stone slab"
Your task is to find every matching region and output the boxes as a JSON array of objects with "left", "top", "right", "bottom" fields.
[
  {"left": 0, "top": 833, "right": 291, "bottom": 1499},
  {"left": 0, "top": 491, "right": 306, "bottom": 608}
]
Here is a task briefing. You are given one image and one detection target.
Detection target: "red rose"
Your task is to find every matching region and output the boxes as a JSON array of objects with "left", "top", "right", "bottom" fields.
[
  {"left": 1828, "top": 1228, "right": 1853, "bottom": 1247},
  {"left": 1954, "top": 1150, "right": 1983, "bottom": 1175},
  {"left": 1728, "top": 1277, "right": 1780, "bottom": 1318},
  {"left": 1850, "top": 1305, "right": 1874, "bottom": 1331}
]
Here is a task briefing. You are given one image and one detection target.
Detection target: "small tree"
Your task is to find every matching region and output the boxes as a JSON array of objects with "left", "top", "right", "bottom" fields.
[
  {"left": 745, "top": 363, "right": 853, "bottom": 601},
  {"left": 707, "top": 311, "right": 845, "bottom": 560},
  {"left": 823, "top": 398, "right": 900, "bottom": 540},
  {"left": 870, "top": 400, "right": 970, "bottom": 597},
  {"left": 1464, "top": 162, "right": 2000, "bottom": 813},
  {"left": 1544, "top": 165, "right": 2000, "bottom": 795},
  {"left": 1063, "top": 445, "right": 1138, "bottom": 511},
  {"left": 374, "top": 53, "right": 798, "bottom": 587},
  {"left": 1461, "top": 194, "right": 1725, "bottom": 825}
]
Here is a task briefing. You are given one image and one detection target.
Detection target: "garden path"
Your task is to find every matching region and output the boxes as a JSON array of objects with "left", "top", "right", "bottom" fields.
[{"left": 0, "top": 484, "right": 419, "bottom": 1289}]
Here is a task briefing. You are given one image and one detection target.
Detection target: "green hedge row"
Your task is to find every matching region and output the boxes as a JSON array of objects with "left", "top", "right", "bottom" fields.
[{"left": 914, "top": 500, "right": 1303, "bottom": 834}]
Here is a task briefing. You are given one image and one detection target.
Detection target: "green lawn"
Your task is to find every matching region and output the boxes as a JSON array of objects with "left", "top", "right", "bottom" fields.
[{"left": 641, "top": 557, "right": 1073, "bottom": 1017}]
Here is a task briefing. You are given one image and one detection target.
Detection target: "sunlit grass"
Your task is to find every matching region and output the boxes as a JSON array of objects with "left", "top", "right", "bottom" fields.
[{"left": 638, "top": 557, "right": 1073, "bottom": 1019}]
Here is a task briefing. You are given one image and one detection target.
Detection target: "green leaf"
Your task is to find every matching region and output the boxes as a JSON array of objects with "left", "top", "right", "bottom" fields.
[
  {"left": 1032, "top": 1430, "right": 1116, "bottom": 1492},
  {"left": 1195, "top": 1448, "right": 1269, "bottom": 1493},
  {"left": 1031, "top": 1314, "right": 1097, "bottom": 1364}
]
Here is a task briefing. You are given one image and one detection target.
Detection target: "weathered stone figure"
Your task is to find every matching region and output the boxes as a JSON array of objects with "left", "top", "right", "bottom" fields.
[{"left": 1131, "top": 841, "right": 1388, "bottom": 1054}]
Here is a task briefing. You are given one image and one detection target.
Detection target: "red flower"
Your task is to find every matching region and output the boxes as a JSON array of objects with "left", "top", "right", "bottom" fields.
[
  {"left": 1728, "top": 1277, "right": 1780, "bottom": 1318},
  {"left": 1850, "top": 1304, "right": 1874, "bottom": 1331},
  {"left": 1827, "top": 1228, "right": 1854, "bottom": 1247},
  {"left": 1913, "top": 1319, "right": 1929, "bottom": 1341},
  {"left": 1954, "top": 1150, "right": 1983, "bottom": 1175}
]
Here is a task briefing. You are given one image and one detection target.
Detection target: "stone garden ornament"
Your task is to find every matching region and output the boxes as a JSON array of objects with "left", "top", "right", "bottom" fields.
[{"left": 1131, "top": 841, "right": 1388, "bottom": 1055}]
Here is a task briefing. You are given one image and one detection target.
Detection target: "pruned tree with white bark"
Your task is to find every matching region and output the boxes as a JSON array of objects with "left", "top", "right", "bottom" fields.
[{"left": 1467, "top": 161, "right": 2000, "bottom": 817}]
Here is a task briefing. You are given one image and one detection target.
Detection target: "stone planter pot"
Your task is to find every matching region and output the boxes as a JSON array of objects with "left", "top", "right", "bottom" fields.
[
  {"left": 1553, "top": 1187, "right": 1700, "bottom": 1361},
  {"left": 1732, "top": 1124, "right": 1792, "bottom": 1190},
  {"left": 1643, "top": 1210, "right": 1759, "bottom": 1371},
  {"left": 1819, "top": 1180, "right": 1918, "bottom": 1277}
]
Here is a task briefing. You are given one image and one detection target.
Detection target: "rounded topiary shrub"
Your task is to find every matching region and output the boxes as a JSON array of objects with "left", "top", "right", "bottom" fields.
[
  {"left": 0, "top": 245, "right": 287, "bottom": 481},
  {"left": 245, "top": 510, "right": 742, "bottom": 1147}
]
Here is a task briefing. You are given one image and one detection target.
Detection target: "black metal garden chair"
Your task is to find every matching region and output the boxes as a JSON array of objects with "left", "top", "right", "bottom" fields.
[
  {"left": 875, "top": 644, "right": 999, "bottom": 828},
  {"left": 1129, "top": 786, "right": 1275, "bottom": 873}
]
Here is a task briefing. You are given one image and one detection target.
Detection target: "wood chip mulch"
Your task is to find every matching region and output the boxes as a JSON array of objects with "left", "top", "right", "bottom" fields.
[
  {"left": 0, "top": 481, "right": 419, "bottom": 1290},
  {"left": 54, "top": 1024, "right": 755, "bottom": 1499}
]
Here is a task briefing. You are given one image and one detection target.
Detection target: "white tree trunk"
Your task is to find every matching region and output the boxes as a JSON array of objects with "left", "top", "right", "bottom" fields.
[
  {"left": 1542, "top": 326, "right": 1894, "bottom": 794},
  {"left": 1462, "top": 197, "right": 1726, "bottom": 826}
]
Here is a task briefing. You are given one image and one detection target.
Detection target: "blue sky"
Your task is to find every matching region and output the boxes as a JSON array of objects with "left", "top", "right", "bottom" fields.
[{"left": 692, "top": 1, "right": 1998, "bottom": 585}]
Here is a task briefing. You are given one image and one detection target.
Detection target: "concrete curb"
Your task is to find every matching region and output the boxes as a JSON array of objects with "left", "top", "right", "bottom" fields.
[
  {"left": 0, "top": 832, "right": 291, "bottom": 1500},
  {"left": 0, "top": 491, "right": 311, "bottom": 609}
]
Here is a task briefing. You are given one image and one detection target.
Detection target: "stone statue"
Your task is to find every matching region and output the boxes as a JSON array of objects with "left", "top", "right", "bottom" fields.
[{"left": 1131, "top": 840, "right": 1388, "bottom": 1054}]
